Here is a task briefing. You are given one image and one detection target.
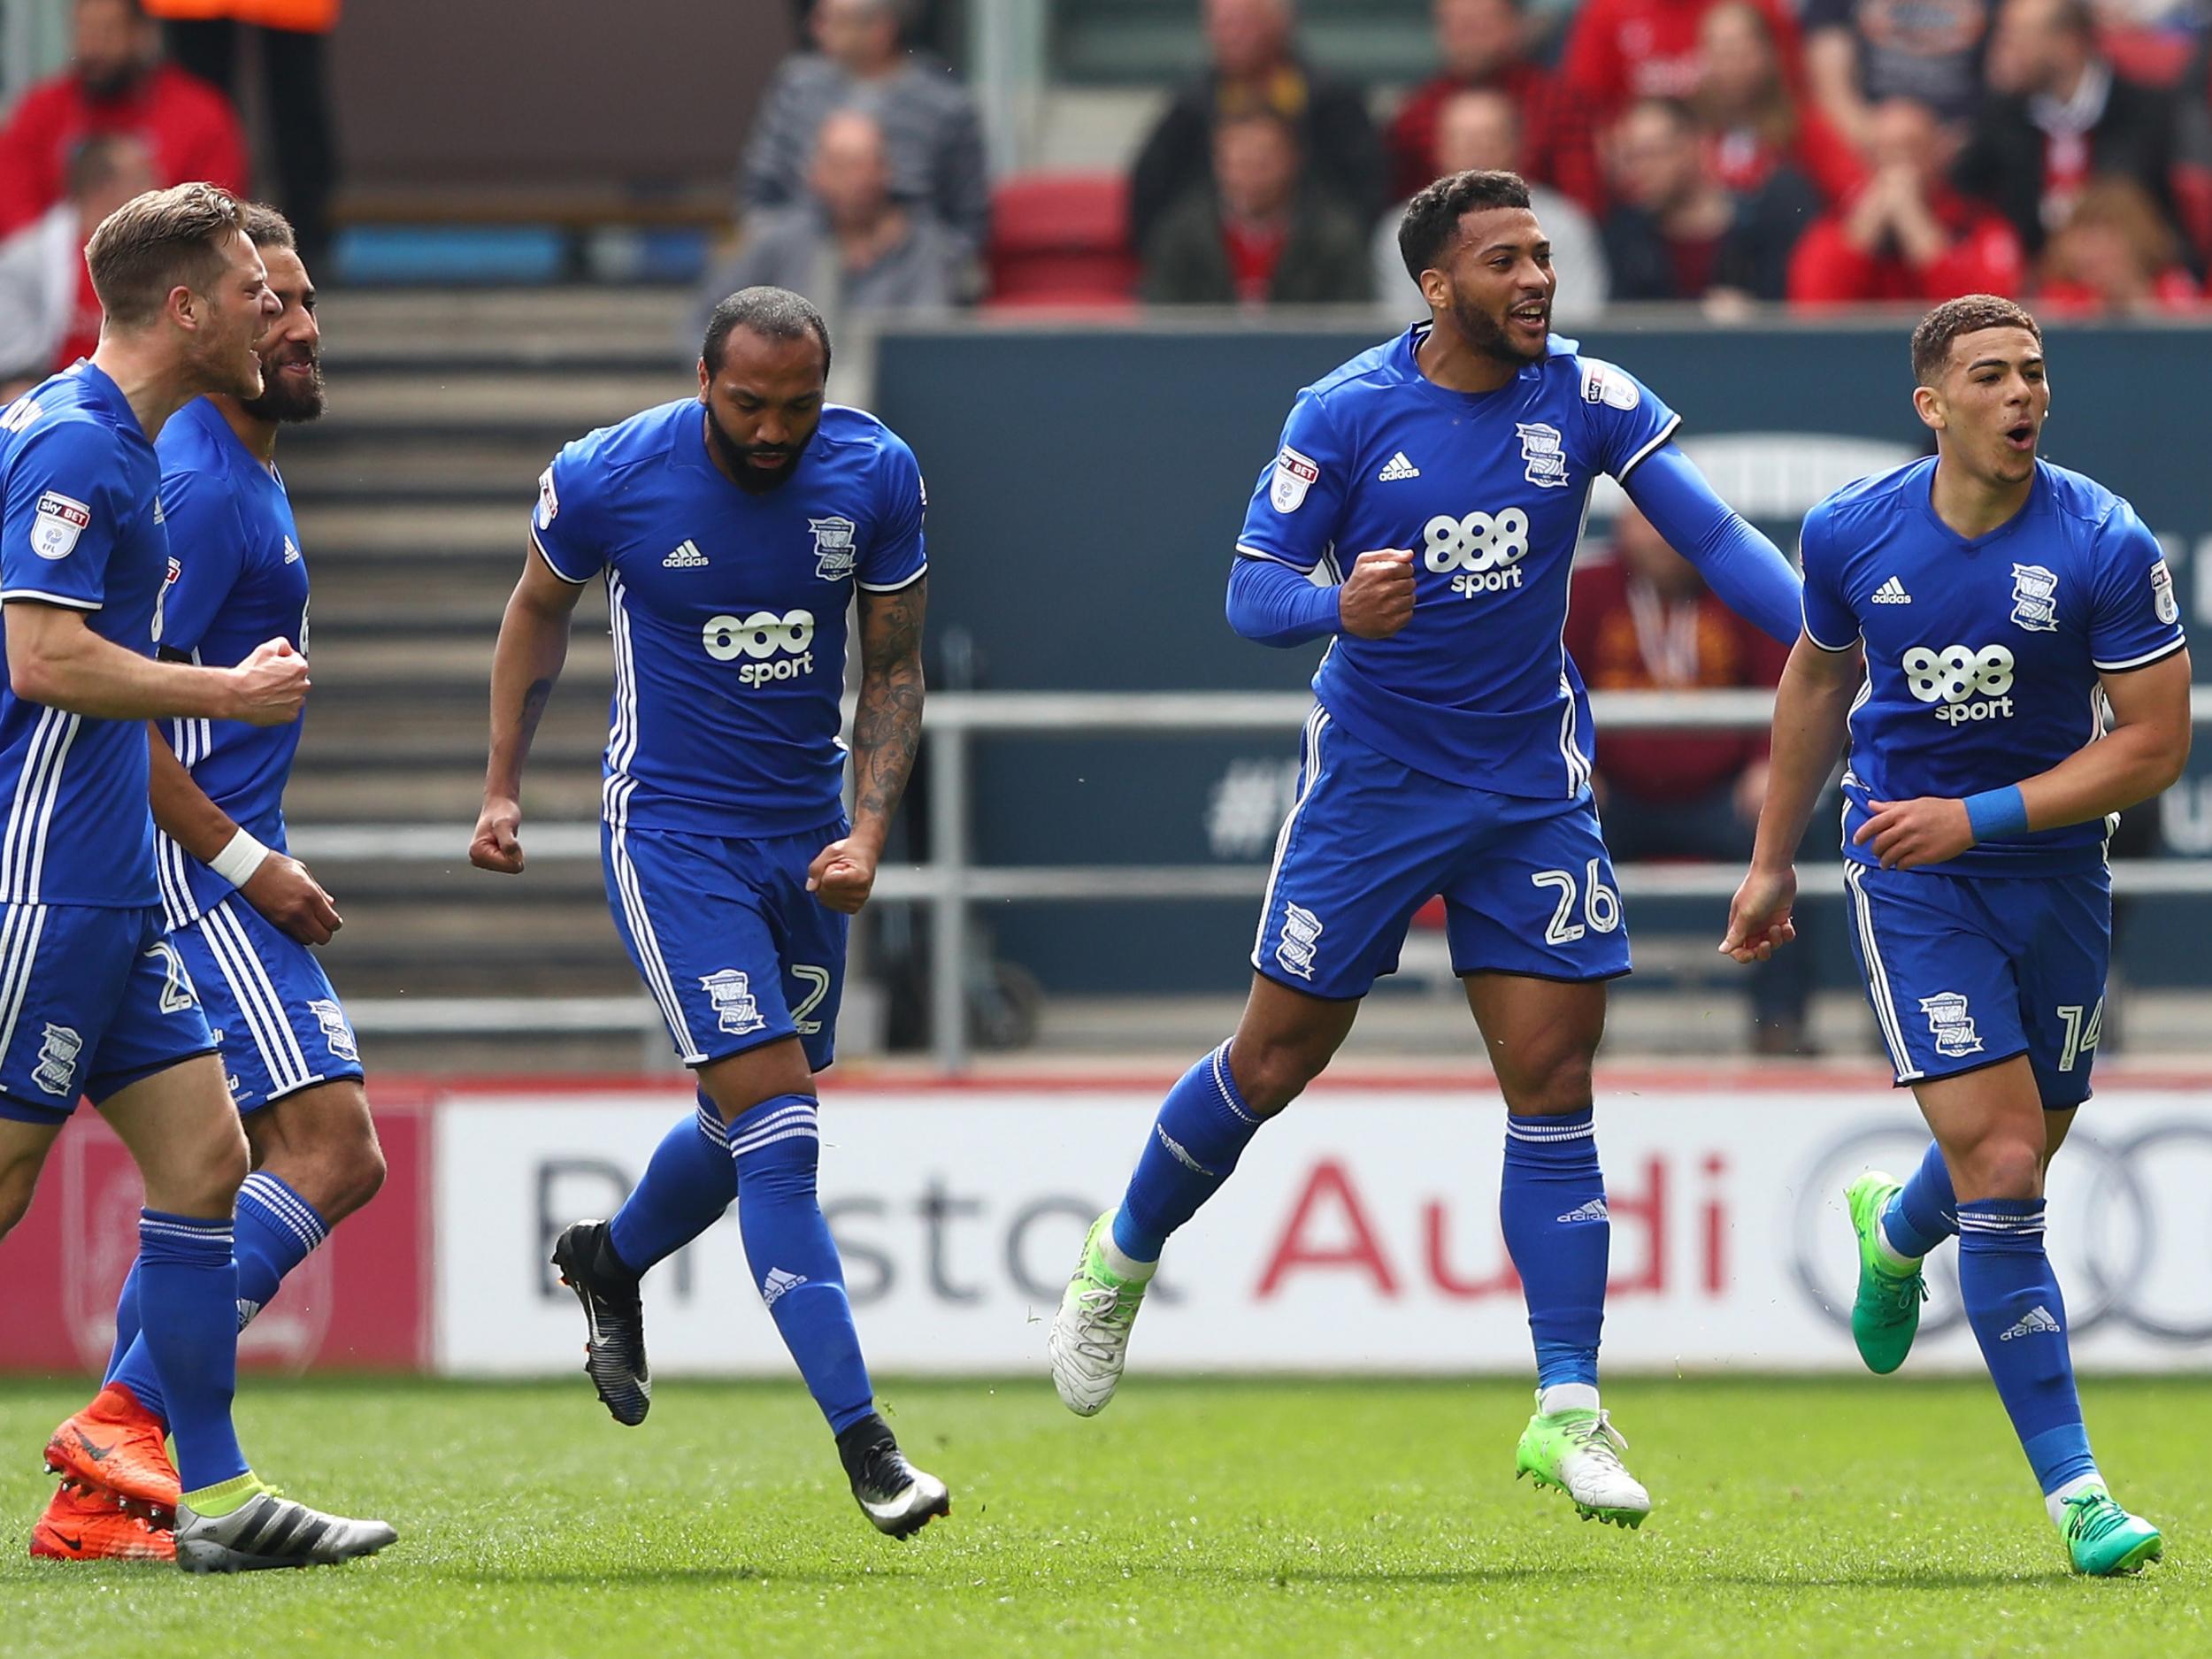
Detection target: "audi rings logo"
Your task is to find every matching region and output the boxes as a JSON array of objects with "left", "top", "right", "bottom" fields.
[{"left": 1791, "top": 1123, "right": 2212, "bottom": 1345}]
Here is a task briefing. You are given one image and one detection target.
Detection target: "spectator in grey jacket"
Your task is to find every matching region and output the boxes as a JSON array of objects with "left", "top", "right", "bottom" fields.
[
  {"left": 706, "top": 108, "right": 964, "bottom": 337},
  {"left": 1141, "top": 108, "right": 1374, "bottom": 306},
  {"left": 743, "top": 0, "right": 989, "bottom": 261}
]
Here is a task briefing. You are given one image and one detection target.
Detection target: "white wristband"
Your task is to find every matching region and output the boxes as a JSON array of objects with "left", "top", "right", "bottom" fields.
[{"left": 209, "top": 827, "right": 270, "bottom": 887}]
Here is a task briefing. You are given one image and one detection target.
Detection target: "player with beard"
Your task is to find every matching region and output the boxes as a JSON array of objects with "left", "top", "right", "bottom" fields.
[
  {"left": 470, "top": 286, "right": 946, "bottom": 1539},
  {"left": 36, "top": 200, "right": 390, "bottom": 1559},
  {"left": 2, "top": 183, "right": 392, "bottom": 1571},
  {"left": 1047, "top": 168, "right": 1801, "bottom": 1527}
]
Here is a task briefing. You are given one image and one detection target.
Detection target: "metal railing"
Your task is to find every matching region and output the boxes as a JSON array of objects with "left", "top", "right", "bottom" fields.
[{"left": 291, "top": 687, "right": 2212, "bottom": 1071}]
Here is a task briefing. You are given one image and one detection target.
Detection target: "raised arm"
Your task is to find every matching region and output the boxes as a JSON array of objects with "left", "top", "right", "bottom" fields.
[
  {"left": 807, "top": 576, "right": 927, "bottom": 914},
  {"left": 1621, "top": 442, "right": 1803, "bottom": 646},
  {"left": 5, "top": 600, "right": 304, "bottom": 723},
  {"left": 469, "top": 547, "right": 588, "bottom": 874},
  {"left": 1721, "top": 632, "right": 1865, "bottom": 962}
]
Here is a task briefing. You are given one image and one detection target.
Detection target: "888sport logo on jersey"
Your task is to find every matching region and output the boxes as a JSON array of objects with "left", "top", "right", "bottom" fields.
[
  {"left": 1903, "top": 642, "right": 2016, "bottom": 724},
  {"left": 1423, "top": 508, "right": 1531, "bottom": 596},
  {"left": 702, "top": 609, "right": 816, "bottom": 686}
]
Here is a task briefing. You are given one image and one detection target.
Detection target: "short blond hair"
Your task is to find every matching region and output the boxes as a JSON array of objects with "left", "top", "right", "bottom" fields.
[{"left": 84, "top": 182, "right": 250, "bottom": 328}]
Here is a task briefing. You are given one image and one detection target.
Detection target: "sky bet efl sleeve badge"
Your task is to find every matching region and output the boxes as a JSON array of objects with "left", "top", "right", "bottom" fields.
[
  {"left": 30, "top": 489, "right": 89, "bottom": 560},
  {"left": 1270, "top": 446, "right": 1319, "bottom": 513},
  {"left": 2151, "top": 557, "right": 2180, "bottom": 625}
]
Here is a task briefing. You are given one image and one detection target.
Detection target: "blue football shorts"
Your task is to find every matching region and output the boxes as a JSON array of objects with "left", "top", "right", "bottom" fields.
[
  {"left": 171, "top": 894, "right": 365, "bottom": 1115},
  {"left": 1840, "top": 857, "right": 2110, "bottom": 1108},
  {"left": 0, "top": 902, "right": 216, "bottom": 1122},
  {"left": 1251, "top": 709, "right": 1632, "bottom": 1000},
  {"left": 602, "top": 820, "right": 848, "bottom": 1071}
]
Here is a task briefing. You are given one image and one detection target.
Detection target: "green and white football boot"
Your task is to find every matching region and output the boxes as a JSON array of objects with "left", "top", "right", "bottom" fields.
[
  {"left": 1514, "top": 1398, "right": 1651, "bottom": 1529},
  {"left": 1048, "top": 1213, "right": 1155, "bottom": 1417}
]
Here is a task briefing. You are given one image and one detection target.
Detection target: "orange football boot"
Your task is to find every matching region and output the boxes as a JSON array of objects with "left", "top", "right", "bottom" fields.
[
  {"left": 43, "top": 1384, "right": 179, "bottom": 1517},
  {"left": 29, "top": 1482, "right": 174, "bottom": 1563}
]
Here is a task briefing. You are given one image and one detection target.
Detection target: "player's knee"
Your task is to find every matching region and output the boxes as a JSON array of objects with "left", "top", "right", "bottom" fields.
[
  {"left": 177, "top": 1126, "right": 250, "bottom": 1215},
  {"left": 0, "top": 1161, "right": 38, "bottom": 1240},
  {"left": 1954, "top": 1136, "right": 2044, "bottom": 1202},
  {"left": 323, "top": 1132, "right": 386, "bottom": 1222},
  {"left": 1228, "top": 1037, "right": 1327, "bottom": 1116},
  {"left": 1495, "top": 1048, "right": 1594, "bottom": 1118}
]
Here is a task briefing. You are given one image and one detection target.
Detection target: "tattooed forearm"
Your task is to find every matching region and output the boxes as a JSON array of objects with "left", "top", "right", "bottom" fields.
[
  {"left": 852, "top": 579, "right": 927, "bottom": 836},
  {"left": 516, "top": 676, "right": 553, "bottom": 748}
]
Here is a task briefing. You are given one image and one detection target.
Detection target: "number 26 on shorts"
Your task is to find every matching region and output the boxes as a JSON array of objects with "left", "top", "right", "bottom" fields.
[{"left": 1531, "top": 859, "right": 1621, "bottom": 946}]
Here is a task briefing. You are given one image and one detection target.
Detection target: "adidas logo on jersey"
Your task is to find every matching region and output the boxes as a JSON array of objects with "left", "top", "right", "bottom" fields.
[
  {"left": 1871, "top": 576, "right": 1909, "bottom": 603},
  {"left": 1378, "top": 451, "right": 1422, "bottom": 481},
  {"left": 2000, "top": 1304, "right": 2062, "bottom": 1340},
  {"left": 664, "top": 540, "right": 710, "bottom": 568},
  {"left": 761, "top": 1267, "right": 809, "bottom": 1308}
]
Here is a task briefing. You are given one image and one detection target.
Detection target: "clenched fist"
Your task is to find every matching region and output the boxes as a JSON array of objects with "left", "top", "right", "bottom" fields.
[
  {"left": 225, "top": 638, "right": 309, "bottom": 726},
  {"left": 1338, "top": 549, "right": 1417, "bottom": 639}
]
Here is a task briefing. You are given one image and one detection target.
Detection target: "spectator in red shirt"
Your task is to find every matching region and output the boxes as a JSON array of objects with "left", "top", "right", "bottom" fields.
[
  {"left": 1564, "top": 503, "right": 1811, "bottom": 1053},
  {"left": 1140, "top": 108, "right": 1373, "bottom": 306},
  {"left": 1788, "top": 96, "right": 2026, "bottom": 302},
  {"left": 1601, "top": 96, "right": 1816, "bottom": 302},
  {"left": 2036, "top": 174, "right": 2202, "bottom": 314},
  {"left": 1696, "top": 1, "right": 1866, "bottom": 205},
  {"left": 0, "top": 0, "right": 248, "bottom": 236},
  {"left": 1562, "top": 0, "right": 1806, "bottom": 127},
  {"left": 1386, "top": 0, "right": 1603, "bottom": 211}
]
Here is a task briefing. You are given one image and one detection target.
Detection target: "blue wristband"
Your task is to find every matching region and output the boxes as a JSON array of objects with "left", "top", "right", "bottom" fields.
[{"left": 1962, "top": 785, "right": 2030, "bottom": 844}]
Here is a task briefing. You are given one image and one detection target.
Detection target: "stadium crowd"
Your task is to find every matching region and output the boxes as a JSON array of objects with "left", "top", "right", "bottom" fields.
[{"left": 732, "top": 0, "right": 2212, "bottom": 320}]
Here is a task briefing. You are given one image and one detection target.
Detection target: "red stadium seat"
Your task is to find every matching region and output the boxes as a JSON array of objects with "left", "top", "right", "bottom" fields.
[{"left": 985, "top": 172, "right": 1140, "bottom": 309}]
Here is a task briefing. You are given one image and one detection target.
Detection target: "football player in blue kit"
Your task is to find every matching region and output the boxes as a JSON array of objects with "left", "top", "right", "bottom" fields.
[
  {"left": 0, "top": 183, "right": 393, "bottom": 1571},
  {"left": 41, "top": 204, "right": 388, "bottom": 1552},
  {"left": 1724, "top": 296, "right": 2184, "bottom": 1576},
  {"left": 471, "top": 287, "right": 945, "bottom": 1538},
  {"left": 1048, "top": 169, "right": 1802, "bottom": 1528}
]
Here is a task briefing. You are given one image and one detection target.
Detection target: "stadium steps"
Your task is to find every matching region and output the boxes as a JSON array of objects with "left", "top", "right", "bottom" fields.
[{"left": 264, "top": 288, "right": 693, "bottom": 1061}]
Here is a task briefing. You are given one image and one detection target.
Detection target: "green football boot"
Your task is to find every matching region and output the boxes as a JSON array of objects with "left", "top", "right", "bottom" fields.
[
  {"left": 1048, "top": 1213, "right": 1154, "bottom": 1417},
  {"left": 1514, "top": 1400, "right": 1651, "bottom": 1529},
  {"left": 1846, "top": 1171, "right": 1927, "bottom": 1374},
  {"left": 2062, "top": 1492, "right": 2164, "bottom": 1577}
]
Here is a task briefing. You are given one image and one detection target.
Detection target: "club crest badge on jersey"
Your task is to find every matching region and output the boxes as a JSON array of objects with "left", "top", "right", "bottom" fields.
[
  {"left": 1271, "top": 446, "right": 1319, "bottom": 513},
  {"left": 1918, "top": 992, "right": 1982, "bottom": 1059},
  {"left": 700, "top": 969, "right": 767, "bottom": 1036},
  {"left": 2010, "top": 564, "right": 2059, "bottom": 632},
  {"left": 1517, "top": 423, "right": 1568, "bottom": 488},
  {"left": 2151, "top": 557, "right": 2179, "bottom": 625},
  {"left": 307, "top": 998, "right": 358, "bottom": 1063},
  {"left": 30, "top": 490, "right": 88, "bottom": 559},
  {"left": 32, "top": 1024, "right": 82, "bottom": 1095},
  {"left": 810, "top": 516, "right": 858, "bottom": 580}
]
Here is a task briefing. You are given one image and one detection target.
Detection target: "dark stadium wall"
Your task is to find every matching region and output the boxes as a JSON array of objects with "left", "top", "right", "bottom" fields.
[
  {"left": 873, "top": 320, "right": 2212, "bottom": 996},
  {"left": 328, "top": 0, "right": 794, "bottom": 186}
]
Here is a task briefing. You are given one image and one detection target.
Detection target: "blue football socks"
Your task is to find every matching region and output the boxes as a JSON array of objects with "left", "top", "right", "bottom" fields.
[
  {"left": 729, "top": 1094, "right": 874, "bottom": 1434},
  {"left": 1881, "top": 1139, "right": 1959, "bottom": 1263},
  {"left": 132, "top": 1210, "right": 250, "bottom": 1490},
  {"left": 608, "top": 1092, "right": 740, "bottom": 1274},
  {"left": 110, "top": 1171, "right": 331, "bottom": 1425},
  {"left": 1500, "top": 1108, "right": 1609, "bottom": 1394},
  {"left": 1956, "top": 1198, "right": 2100, "bottom": 1498},
  {"left": 1110, "top": 1042, "right": 1264, "bottom": 1263}
]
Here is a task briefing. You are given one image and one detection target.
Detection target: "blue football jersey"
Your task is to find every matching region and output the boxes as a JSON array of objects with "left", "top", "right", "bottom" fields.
[
  {"left": 0, "top": 364, "right": 166, "bottom": 907},
  {"left": 1803, "top": 457, "right": 2186, "bottom": 876},
  {"left": 533, "top": 400, "right": 927, "bottom": 837},
  {"left": 151, "top": 396, "right": 313, "bottom": 926},
  {"left": 1235, "top": 326, "right": 1679, "bottom": 796}
]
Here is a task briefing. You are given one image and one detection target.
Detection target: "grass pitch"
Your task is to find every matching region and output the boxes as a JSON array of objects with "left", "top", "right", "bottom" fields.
[{"left": 0, "top": 1375, "right": 2204, "bottom": 1658}]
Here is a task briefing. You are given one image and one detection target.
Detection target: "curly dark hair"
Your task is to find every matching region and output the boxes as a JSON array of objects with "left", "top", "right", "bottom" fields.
[
  {"left": 1396, "top": 168, "right": 1533, "bottom": 283},
  {"left": 1910, "top": 295, "right": 2041, "bottom": 385}
]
